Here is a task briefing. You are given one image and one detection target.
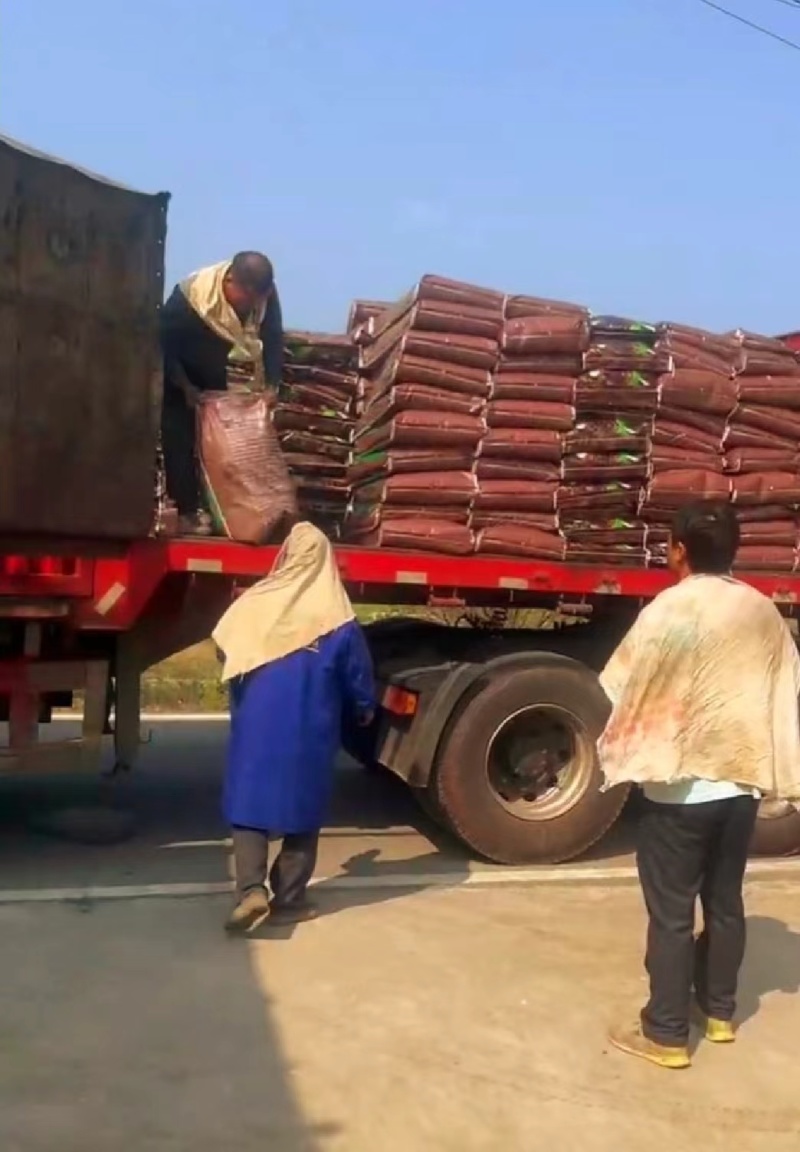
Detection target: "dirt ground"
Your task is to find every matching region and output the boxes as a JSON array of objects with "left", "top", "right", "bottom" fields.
[{"left": 2, "top": 877, "right": 799, "bottom": 1152}]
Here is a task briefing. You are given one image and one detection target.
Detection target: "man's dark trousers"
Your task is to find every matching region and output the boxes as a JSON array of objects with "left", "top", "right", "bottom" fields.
[{"left": 636, "top": 794, "right": 759, "bottom": 1046}]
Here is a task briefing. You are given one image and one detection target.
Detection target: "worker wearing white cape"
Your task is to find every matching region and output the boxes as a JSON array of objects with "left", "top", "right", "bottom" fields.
[{"left": 598, "top": 500, "right": 800, "bottom": 1070}]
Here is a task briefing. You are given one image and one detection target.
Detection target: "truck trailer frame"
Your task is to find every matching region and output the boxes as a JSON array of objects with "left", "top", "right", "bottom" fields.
[{"left": 2, "top": 538, "right": 799, "bottom": 865}]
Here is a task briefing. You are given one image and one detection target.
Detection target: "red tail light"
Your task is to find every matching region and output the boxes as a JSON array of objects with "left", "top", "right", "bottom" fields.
[{"left": 382, "top": 685, "right": 419, "bottom": 717}]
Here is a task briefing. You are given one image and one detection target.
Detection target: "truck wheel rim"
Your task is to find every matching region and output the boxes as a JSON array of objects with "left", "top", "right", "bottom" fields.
[{"left": 485, "top": 704, "right": 595, "bottom": 822}]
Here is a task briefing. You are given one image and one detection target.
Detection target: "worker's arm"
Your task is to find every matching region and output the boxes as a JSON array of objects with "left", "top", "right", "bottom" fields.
[{"left": 260, "top": 285, "right": 284, "bottom": 389}]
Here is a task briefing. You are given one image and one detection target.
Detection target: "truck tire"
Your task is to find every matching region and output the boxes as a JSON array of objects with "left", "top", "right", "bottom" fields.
[
  {"left": 431, "top": 658, "right": 628, "bottom": 865},
  {"left": 750, "top": 799, "right": 800, "bottom": 857}
]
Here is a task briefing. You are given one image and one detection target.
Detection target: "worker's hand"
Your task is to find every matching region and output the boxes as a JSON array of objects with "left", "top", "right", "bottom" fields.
[{"left": 358, "top": 708, "right": 375, "bottom": 728}]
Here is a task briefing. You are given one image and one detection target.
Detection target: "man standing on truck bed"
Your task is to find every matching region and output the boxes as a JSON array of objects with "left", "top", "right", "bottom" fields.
[
  {"left": 598, "top": 501, "right": 800, "bottom": 1070},
  {"left": 160, "top": 252, "right": 284, "bottom": 535}
]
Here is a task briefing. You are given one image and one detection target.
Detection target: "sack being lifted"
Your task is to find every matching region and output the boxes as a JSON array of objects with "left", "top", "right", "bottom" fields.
[{"left": 197, "top": 391, "right": 299, "bottom": 545}]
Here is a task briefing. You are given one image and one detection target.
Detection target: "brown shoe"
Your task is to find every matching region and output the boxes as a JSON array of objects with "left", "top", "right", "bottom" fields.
[
  {"left": 608, "top": 1022, "right": 691, "bottom": 1069},
  {"left": 268, "top": 900, "right": 320, "bottom": 925},
  {"left": 225, "top": 890, "right": 270, "bottom": 934}
]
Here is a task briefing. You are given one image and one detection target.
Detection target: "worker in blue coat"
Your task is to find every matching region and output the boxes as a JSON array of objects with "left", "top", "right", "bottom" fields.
[{"left": 213, "top": 521, "right": 375, "bottom": 933}]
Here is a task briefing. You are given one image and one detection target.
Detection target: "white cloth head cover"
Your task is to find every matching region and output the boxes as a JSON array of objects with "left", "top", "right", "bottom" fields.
[{"left": 213, "top": 521, "right": 355, "bottom": 683}]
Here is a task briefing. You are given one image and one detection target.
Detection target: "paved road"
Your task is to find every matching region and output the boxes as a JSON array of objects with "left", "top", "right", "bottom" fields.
[
  {"left": 2, "top": 720, "right": 800, "bottom": 1150},
  {"left": 0, "top": 718, "right": 640, "bottom": 897}
]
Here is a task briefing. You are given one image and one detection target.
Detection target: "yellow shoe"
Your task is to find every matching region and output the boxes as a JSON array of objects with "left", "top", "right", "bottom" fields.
[
  {"left": 703, "top": 1016, "right": 736, "bottom": 1044},
  {"left": 224, "top": 889, "right": 270, "bottom": 934},
  {"left": 608, "top": 1022, "right": 691, "bottom": 1070},
  {"left": 691, "top": 1002, "right": 736, "bottom": 1043}
]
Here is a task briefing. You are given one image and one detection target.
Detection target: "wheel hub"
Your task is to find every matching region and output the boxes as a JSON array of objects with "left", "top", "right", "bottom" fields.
[{"left": 486, "top": 704, "right": 594, "bottom": 821}]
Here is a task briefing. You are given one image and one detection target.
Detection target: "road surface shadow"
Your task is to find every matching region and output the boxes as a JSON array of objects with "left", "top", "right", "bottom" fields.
[
  {"left": 0, "top": 721, "right": 636, "bottom": 893},
  {"left": 0, "top": 898, "right": 336, "bottom": 1151},
  {"left": 737, "top": 915, "right": 800, "bottom": 1026}
]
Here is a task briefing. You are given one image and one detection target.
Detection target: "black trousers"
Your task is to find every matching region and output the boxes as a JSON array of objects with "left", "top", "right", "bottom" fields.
[
  {"left": 161, "top": 396, "right": 200, "bottom": 517},
  {"left": 231, "top": 827, "right": 319, "bottom": 907},
  {"left": 636, "top": 795, "right": 759, "bottom": 1046}
]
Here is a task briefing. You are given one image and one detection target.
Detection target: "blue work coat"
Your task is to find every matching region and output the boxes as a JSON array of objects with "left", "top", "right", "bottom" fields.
[{"left": 223, "top": 620, "right": 375, "bottom": 834}]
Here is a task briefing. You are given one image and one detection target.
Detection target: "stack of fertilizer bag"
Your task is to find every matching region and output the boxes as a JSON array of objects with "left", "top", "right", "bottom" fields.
[
  {"left": 275, "top": 330, "right": 360, "bottom": 538},
  {"left": 345, "top": 275, "right": 503, "bottom": 555},
  {"left": 557, "top": 315, "right": 666, "bottom": 566},
  {"left": 642, "top": 325, "right": 800, "bottom": 570},
  {"left": 476, "top": 295, "right": 589, "bottom": 561},
  {"left": 347, "top": 299, "right": 391, "bottom": 338}
]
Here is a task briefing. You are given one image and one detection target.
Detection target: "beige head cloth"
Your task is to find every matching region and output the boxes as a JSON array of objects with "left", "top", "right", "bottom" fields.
[
  {"left": 212, "top": 522, "right": 355, "bottom": 682},
  {"left": 180, "top": 260, "right": 267, "bottom": 385}
]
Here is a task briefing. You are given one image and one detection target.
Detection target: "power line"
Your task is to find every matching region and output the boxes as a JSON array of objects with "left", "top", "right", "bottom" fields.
[
  {"left": 696, "top": 0, "right": 800, "bottom": 49},
  {"left": 766, "top": 0, "right": 800, "bottom": 11}
]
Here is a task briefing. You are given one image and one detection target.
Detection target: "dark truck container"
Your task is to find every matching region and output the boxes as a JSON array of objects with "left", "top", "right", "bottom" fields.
[{"left": 0, "top": 135, "right": 169, "bottom": 539}]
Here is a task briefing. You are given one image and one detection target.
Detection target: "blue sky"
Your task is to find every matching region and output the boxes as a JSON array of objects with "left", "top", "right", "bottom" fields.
[{"left": 3, "top": 0, "right": 799, "bottom": 333}]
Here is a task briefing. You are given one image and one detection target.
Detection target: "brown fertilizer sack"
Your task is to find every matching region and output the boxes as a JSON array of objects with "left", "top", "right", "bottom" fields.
[
  {"left": 350, "top": 518, "right": 475, "bottom": 556},
  {"left": 349, "top": 449, "right": 475, "bottom": 485},
  {"left": 561, "top": 519, "right": 647, "bottom": 548},
  {"left": 354, "top": 471, "right": 477, "bottom": 509},
  {"left": 657, "top": 405, "right": 726, "bottom": 440},
  {"left": 557, "top": 483, "right": 641, "bottom": 517},
  {"left": 732, "top": 405, "right": 800, "bottom": 441},
  {"left": 473, "top": 479, "right": 558, "bottom": 514},
  {"left": 732, "top": 472, "right": 800, "bottom": 507},
  {"left": 475, "top": 458, "right": 560, "bottom": 483},
  {"left": 561, "top": 452, "right": 648, "bottom": 484},
  {"left": 565, "top": 544, "right": 648, "bottom": 567},
  {"left": 733, "top": 546, "right": 797, "bottom": 572},
  {"left": 470, "top": 510, "right": 559, "bottom": 532},
  {"left": 197, "top": 392, "right": 298, "bottom": 545},
  {"left": 651, "top": 445, "right": 724, "bottom": 474},
  {"left": 723, "top": 423, "right": 797, "bottom": 453},
  {"left": 504, "top": 295, "right": 588, "bottom": 321},
  {"left": 274, "top": 404, "right": 354, "bottom": 440},
  {"left": 737, "top": 377, "right": 800, "bottom": 410},
  {"left": 378, "top": 353, "right": 492, "bottom": 398},
  {"left": 400, "top": 330, "right": 499, "bottom": 371},
  {"left": 354, "top": 410, "right": 485, "bottom": 454},
  {"left": 496, "top": 353, "right": 584, "bottom": 376},
  {"left": 642, "top": 470, "right": 731, "bottom": 513},
  {"left": 485, "top": 400, "right": 575, "bottom": 432},
  {"left": 278, "top": 431, "right": 351, "bottom": 463},
  {"left": 475, "top": 524, "right": 566, "bottom": 560},
  {"left": 659, "top": 371, "right": 738, "bottom": 417},
  {"left": 656, "top": 327, "right": 740, "bottom": 374},
  {"left": 739, "top": 520, "right": 798, "bottom": 547},
  {"left": 564, "top": 417, "right": 651, "bottom": 455},
  {"left": 368, "top": 282, "right": 503, "bottom": 347},
  {"left": 724, "top": 447, "right": 799, "bottom": 475},
  {"left": 658, "top": 323, "right": 738, "bottom": 358},
  {"left": 490, "top": 372, "right": 576, "bottom": 404},
  {"left": 652, "top": 419, "right": 723, "bottom": 454},
  {"left": 480, "top": 427, "right": 562, "bottom": 462},
  {"left": 501, "top": 314, "right": 590, "bottom": 356},
  {"left": 575, "top": 370, "right": 659, "bottom": 414},
  {"left": 361, "top": 384, "right": 485, "bottom": 428},
  {"left": 584, "top": 341, "right": 671, "bottom": 374}
]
